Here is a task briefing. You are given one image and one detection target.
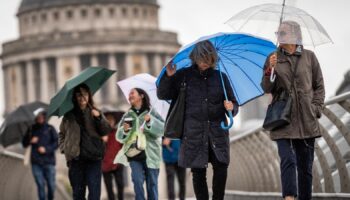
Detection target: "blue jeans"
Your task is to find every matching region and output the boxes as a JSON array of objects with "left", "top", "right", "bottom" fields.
[
  {"left": 276, "top": 138, "right": 315, "bottom": 200},
  {"left": 129, "top": 161, "right": 159, "bottom": 200},
  {"left": 31, "top": 164, "right": 56, "bottom": 200},
  {"left": 68, "top": 159, "right": 102, "bottom": 200}
]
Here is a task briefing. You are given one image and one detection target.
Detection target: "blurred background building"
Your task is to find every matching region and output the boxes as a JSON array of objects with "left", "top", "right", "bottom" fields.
[{"left": 1, "top": 0, "right": 180, "bottom": 114}]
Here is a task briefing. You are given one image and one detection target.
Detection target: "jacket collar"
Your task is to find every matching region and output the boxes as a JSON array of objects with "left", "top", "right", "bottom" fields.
[
  {"left": 278, "top": 45, "right": 303, "bottom": 56},
  {"left": 191, "top": 64, "right": 216, "bottom": 77}
]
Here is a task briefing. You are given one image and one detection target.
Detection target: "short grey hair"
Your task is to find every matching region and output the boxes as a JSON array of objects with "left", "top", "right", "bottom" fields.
[{"left": 189, "top": 40, "right": 218, "bottom": 68}]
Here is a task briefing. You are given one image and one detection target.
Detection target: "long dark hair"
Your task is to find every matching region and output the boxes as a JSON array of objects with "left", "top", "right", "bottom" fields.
[
  {"left": 133, "top": 88, "right": 151, "bottom": 111},
  {"left": 72, "top": 83, "right": 95, "bottom": 109}
]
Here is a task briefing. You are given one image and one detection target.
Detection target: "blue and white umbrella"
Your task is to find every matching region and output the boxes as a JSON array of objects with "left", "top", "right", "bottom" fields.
[{"left": 156, "top": 32, "right": 276, "bottom": 129}]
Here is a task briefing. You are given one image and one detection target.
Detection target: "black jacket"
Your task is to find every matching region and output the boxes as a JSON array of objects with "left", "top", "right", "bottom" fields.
[
  {"left": 22, "top": 123, "right": 58, "bottom": 166},
  {"left": 157, "top": 65, "right": 239, "bottom": 168}
]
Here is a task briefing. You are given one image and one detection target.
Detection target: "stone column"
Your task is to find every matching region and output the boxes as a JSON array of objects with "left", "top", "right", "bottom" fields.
[
  {"left": 141, "top": 54, "right": 148, "bottom": 73},
  {"left": 125, "top": 53, "right": 133, "bottom": 77},
  {"left": 154, "top": 54, "right": 163, "bottom": 75},
  {"left": 2, "top": 66, "right": 10, "bottom": 112},
  {"left": 90, "top": 54, "right": 102, "bottom": 104},
  {"left": 108, "top": 53, "right": 117, "bottom": 105},
  {"left": 14, "top": 64, "right": 25, "bottom": 106},
  {"left": 40, "top": 59, "right": 49, "bottom": 102},
  {"left": 26, "top": 60, "right": 35, "bottom": 102},
  {"left": 91, "top": 54, "right": 98, "bottom": 67}
]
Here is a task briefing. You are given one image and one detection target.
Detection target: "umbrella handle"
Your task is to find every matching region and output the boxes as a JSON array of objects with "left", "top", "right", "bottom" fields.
[
  {"left": 221, "top": 111, "right": 234, "bottom": 130},
  {"left": 270, "top": 67, "right": 276, "bottom": 82}
]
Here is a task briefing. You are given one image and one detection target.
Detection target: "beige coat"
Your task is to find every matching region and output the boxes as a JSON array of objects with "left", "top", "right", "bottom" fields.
[{"left": 261, "top": 47, "right": 325, "bottom": 140}]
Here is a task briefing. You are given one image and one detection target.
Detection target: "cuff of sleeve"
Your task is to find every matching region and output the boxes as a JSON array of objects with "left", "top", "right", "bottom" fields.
[
  {"left": 264, "top": 67, "right": 273, "bottom": 76},
  {"left": 145, "top": 120, "right": 153, "bottom": 129}
]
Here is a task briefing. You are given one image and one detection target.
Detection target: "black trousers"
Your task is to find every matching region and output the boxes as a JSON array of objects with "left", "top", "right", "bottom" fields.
[
  {"left": 102, "top": 166, "right": 125, "bottom": 200},
  {"left": 191, "top": 146, "right": 228, "bottom": 200},
  {"left": 276, "top": 138, "right": 315, "bottom": 200},
  {"left": 165, "top": 163, "right": 186, "bottom": 200}
]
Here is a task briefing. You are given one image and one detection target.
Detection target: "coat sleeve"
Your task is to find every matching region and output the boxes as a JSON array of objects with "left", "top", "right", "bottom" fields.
[
  {"left": 223, "top": 73, "right": 239, "bottom": 117},
  {"left": 261, "top": 54, "right": 277, "bottom": 94},
  {"left": 45, "top": 126, "right": 58, "bottom": 154},
  {"left": 143, "top": 115, "right": 164, "bottom": 139},
  {"left": 95, "top": 114, "right": 112, "bottom": 136},
  {"left": 58, "top": 117, "right": 67, "bottom": 153},
  {"left": 311, "top": 52, "right": 325, "bottom": 118},
  {"left": 115, "top": 113, "right": 133, "bottom": 144},
  {"left": 157, "top": 70, "right": 183, "bottom": 101}
]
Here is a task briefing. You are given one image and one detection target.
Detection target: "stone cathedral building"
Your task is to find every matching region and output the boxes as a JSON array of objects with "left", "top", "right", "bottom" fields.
[{"left": 1, "top": 0, "right": 180, "bottom": 114}]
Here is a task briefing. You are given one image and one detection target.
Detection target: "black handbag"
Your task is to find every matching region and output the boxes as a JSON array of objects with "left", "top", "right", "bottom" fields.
[
  {"left": 263, "top": 56, "right": 300, "bottom": 131},
  {"left": 164, "top": 76, "right": 186, "bottom": 139}
]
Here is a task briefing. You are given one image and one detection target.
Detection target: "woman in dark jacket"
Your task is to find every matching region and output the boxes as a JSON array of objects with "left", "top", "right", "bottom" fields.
[
  {"left": 157, "top": 40, "right": 239, "bottom": 200},
  {"left": 261, "top": 21, "right": 325, "bottom": 200},
  {"left": 59, "top": 83, "right": 110, "bottom": 200},
  {"left": 102, "top": 111, "right": 125, "bottom": 200}
]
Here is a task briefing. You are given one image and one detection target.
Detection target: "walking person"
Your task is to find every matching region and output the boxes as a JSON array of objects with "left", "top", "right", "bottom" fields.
[
  {"left": 102, "top": 111, "right": 126, "bottom": 200},
  {"left": 59, "top": 83, "right": 111, "bottom": 200},
  {"left": 22, "top": 109, "right": 58, "bottom": 200},
  {"left": 162, "top": 138, "right": 186, "bottom": 200},
  {"left": 261, "top": 21, "right": 325, "bottom": 200},
  {"left": 157, "top": 40, "right": 239, "bottom": 200},
  {"left": 114, "top": 88, "right": 164, "bottom": 200}
]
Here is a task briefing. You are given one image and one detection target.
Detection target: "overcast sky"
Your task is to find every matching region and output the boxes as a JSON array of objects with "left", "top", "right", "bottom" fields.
[{"left": 1, "top": 0, "right": 349, "bottom": 119}]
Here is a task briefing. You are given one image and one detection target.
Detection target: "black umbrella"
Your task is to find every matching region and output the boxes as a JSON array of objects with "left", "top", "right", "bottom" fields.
[{"left": 0, "top": 101, "right": 48, "bottom": 147}]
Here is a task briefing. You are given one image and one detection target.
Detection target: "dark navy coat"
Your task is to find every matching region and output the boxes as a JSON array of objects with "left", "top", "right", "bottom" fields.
[
  {"left": 22, "top": 123, "right": 58, "bottom": 166},
  {"left": 157, "top": 65, "right": 239, "bottom": 168}
]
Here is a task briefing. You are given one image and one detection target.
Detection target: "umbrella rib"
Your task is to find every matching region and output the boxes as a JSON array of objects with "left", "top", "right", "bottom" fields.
[
  {"left": 219, "top": 52, "right": 263, "bottom": 95},
  {"left": 297, "top": 14, "right": 316, "bottom": 47},
  {"left": 216, "top": 35, "right": 251, "bottom": 49},
  {"left": 219, "top": 51, "right": 264, "bottom": 69},
  {"left": 215, "top": 34, "right": 231, "bottom": 49},
  {"left": 218, "top": 59, "right": 241, "bottom": 104},
  {"left": 220, "top": 50, "right": 272, "bottom": 69}
]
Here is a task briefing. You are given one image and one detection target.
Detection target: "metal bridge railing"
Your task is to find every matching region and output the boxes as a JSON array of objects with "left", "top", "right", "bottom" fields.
[
  {"left": 0, "top": 150, "right": 70, "bottom": 200},
  {"left": 227, "top": 91, "right": 350, "bottom": 194}
]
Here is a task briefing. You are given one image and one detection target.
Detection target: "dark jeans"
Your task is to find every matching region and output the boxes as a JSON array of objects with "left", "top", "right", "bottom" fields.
[
  {"left": 103, "top": 166, "right": 125, "bottom": 200},
  {"left": 165, "top": 163, "right": 186, "bottom": 200},
  {"left": 276, "top": 138, "right": 315, "bottom": 200},
  {"left": 31, "top": 164, "right": 56, "bottom": 200},
  {"left": 191, "top": 146, "right": 228, "bottom": 200},
  {"left": 129, "top": 160, "right": 160, "bottom": 200},
  {"left": 68, "top": 159, "right": 102, "bottom": 200}
]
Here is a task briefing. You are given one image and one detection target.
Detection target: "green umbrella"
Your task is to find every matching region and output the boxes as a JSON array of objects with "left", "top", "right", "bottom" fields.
[{"left": 48, "top": 66, "right": 116, "bottom": 117}]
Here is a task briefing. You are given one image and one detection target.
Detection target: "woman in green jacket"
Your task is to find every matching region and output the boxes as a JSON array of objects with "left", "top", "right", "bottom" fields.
[{"left": 114, "top": 88, "right": 164, "bottom": 200}]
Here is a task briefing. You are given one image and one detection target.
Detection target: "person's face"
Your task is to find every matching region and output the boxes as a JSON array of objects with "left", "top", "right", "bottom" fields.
[
  {"left": 197, "top": 59, "right": 211, "bottom": 71},
  {"left": 35, "top": 113, "right": 45, "bottom": 124},
  {"left": 276, "top": 24, "right": 296, "bottom": 45},
  {"left": 128, "top": 89, "right": 143, "bottom": 107},
  {"left": 106, "top": 114, "right": 116, "bottom": 128},
  {"left": 75, "top": 88, "right": 89, "bottom": 108}
]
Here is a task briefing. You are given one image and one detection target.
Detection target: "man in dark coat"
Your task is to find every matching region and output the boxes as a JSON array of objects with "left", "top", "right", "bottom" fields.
[
  {"left": 22, "top": 109, "right": 58, "bottom": 200},
  {"left": 157, "top": 40, "right": 239, "bottom": 200}
]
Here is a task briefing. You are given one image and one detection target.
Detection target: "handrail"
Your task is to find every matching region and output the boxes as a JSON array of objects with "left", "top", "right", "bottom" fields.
[{"left": 230, "top": 91, "right": 350, "bottom": 143}]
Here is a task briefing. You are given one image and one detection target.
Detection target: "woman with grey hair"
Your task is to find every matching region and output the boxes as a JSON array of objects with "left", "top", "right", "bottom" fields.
[
  {"left": 157, "top": 40, "right": 239, "bottom": 200},
  {"left": 261, "top": 21, "right": 325, "bottom": 200}
]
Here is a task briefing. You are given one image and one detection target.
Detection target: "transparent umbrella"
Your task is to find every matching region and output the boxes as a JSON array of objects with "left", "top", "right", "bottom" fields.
[{"left": 226, "top": 1, "right": 332, "bottom": 82}]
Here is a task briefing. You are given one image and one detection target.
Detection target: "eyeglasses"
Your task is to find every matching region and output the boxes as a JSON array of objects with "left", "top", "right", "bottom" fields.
[{"left": 275, "top": 31, "right": 287, "bottom": 37}]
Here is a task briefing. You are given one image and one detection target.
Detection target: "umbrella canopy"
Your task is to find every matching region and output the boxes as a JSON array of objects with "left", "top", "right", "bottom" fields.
[
  {"left": 48, "top": 66, "right": 116, "bottom": 117},
  {"left": 225, "top": 3, "right": 333, "bottom": 47},
  {"left": 156, "top": 32, "right": 276, "bottom": 106},
  {"left": 117, "top": 73, "right": 170, "bottom": 120},
  {"left": 0, "top": 101, "right": 48, "bottom": 147}
]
